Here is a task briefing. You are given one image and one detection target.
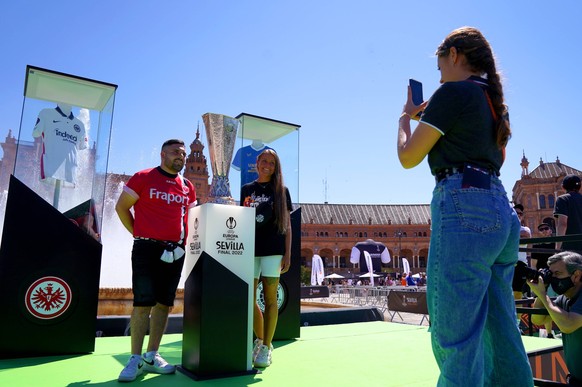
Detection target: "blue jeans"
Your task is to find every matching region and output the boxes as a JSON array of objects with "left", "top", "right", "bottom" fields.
[{"left": 427, "top": 174, "right": 533, "bottom": 387}]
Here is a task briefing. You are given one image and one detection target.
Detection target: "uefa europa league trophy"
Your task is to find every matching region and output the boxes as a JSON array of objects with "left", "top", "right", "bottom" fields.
[{"left": 202, "top": 113, "right": 239, "bottom": 205}]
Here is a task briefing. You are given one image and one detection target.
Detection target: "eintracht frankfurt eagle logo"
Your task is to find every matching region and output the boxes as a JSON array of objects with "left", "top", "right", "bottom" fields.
[
  {"left": 256, "top": 281, "right": 285, "bottom": 313},
  {"left": 25, "top": 276, "right": 72, "bottom": 319}
]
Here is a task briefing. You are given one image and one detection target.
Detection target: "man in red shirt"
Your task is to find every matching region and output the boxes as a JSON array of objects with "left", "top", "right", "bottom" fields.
[{"left": 115, "top": 139, "right": 196, "bottom": 382}]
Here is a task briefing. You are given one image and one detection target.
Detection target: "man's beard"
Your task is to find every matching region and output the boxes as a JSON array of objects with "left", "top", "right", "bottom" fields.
[{"left": 167, "top": 159, "right": 184, "bottom": 173}]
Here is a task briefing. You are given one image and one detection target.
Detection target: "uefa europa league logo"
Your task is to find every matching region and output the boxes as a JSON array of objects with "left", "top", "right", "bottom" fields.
[{"left": 202, "top": 113, "right": 239, "bottom": 205}]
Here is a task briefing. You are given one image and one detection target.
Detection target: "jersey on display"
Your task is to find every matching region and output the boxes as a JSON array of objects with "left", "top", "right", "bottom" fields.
[
  {"left": 232, "top": 144, "right": 273, "bottom": 186},
  {"left": 32, "top": 106, "right": 88, "bottom": 184},
  {"left": 350, "top": 239, "right": 391, "bottom": 273}
]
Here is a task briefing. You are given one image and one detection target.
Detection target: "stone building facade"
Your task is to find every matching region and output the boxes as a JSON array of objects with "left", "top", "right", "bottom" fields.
[
  {"left": 299, "top": 203, "right": 431, "bottom": 277},
  {"left": 182, "top": 126, "right": 210, "bottom": 204},
  {"left": 511, "top": 154, "right": 582, "bottom": 234}
]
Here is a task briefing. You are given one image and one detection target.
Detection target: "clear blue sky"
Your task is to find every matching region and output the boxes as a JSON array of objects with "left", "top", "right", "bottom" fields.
[{"left": 2, "top": 1, "right": 581, "bottom": 205}]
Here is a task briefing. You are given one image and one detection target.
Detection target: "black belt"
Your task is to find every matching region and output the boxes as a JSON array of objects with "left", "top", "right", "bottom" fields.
[
  {"left": 135, "top": 236, "right": 182, "bottom": 250},
  {"left": 434, "top": 165, "right": 498, "bottom": 183}
]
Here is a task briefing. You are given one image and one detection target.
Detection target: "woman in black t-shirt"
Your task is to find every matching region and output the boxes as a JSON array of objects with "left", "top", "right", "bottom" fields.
[
  {"left": 396, "top": 27, "right": 533, "bottom": 386},
  {"left": 240, "top": 149, "right": 292, "bottom": 368}
]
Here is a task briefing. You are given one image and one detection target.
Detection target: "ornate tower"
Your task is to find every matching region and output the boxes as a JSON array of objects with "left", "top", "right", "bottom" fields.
[
  {"left": 183, "top": 124, "right": 210, "bottom": 204},
  {"left": 520, "top": 151, "right": 529, "bottom": 177}
]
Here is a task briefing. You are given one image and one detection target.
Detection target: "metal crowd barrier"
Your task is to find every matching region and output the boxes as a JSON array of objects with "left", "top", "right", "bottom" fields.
[{"left": 302, "top": 285, "right": 427, "bottom": 317}]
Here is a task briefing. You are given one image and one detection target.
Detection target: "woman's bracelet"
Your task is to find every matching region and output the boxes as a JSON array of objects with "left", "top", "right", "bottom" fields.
[{"left": 400, "top": 112, "right": 411, "bottom": 120}]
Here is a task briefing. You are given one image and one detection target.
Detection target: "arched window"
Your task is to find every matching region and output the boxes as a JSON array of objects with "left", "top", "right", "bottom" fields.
[
  {"left": 548, "top": 194, "right": 555, "bottom": 209},
  {"left": 539, "top": 195, "right": 546, "bottom": 209}
]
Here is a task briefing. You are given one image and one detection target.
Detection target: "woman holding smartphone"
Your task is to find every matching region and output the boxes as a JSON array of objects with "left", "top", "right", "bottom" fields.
[{"left": 397, "top": 27, "right": 533, "bottom": 386}]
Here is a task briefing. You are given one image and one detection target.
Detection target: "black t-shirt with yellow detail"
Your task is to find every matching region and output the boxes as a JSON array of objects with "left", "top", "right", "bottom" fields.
[
  {"left": 420, "top": 76, "right": 503, "bottom": 176},
  {"left": 241, "top": 181, "right": 292, "bottom": 257}
]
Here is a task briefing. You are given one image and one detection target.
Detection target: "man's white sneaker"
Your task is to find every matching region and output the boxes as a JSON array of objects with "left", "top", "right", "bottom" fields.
[
  {"left": 142, "top": 351, "right": 176, "bottom": 374},
  {"left": 118, "top": 354, "right": 143, "bottom": 382},
  {"left": 253, "top": 344, "right": 272, "bottom": 368}
]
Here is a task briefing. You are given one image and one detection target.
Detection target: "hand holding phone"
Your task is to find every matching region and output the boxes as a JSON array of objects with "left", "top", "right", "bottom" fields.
[{"left": 409, "top": 79, "right": 423, "bottom": 120}]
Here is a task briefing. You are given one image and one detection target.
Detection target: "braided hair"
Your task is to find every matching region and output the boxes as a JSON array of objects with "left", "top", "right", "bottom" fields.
[{"left": 436, "top": 27, "right": 510, "bottom": 149}]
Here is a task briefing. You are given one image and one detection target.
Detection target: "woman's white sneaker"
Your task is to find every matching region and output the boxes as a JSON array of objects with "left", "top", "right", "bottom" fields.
[{"left": 253, "top": 344, "right": 272, "bottom": 368}]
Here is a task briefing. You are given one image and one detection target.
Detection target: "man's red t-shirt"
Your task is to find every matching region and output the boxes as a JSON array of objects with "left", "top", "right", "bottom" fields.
[{"left": 124, "top": 167, "right": 196, "bottom": 242}]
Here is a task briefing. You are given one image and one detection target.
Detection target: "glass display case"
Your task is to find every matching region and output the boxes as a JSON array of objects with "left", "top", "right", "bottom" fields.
[
  {"left": 231, "top": 112, "right": 300, "bottom": 204},
  {"left": 2, "top": 65, "right": 117, "bottom": 240},
  {"left": 0, "top": 65, "right": 117, "bottom": 358}
]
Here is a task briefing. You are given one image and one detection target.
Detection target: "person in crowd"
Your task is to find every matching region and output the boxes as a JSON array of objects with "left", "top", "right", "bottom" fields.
[
  {"left": 241, "top": 149, "right": 292, "bottom": 368},
  {"left": 530, "top": 222, "right": 558, "bottom": 336},
  {"left": 115, "top": 139, "right": 196, "bottom": 382},
  {"left": 406, "top": 272, "right": 417, "bottom": 286},
  {"left": 513, "top": 204, "right": 532, "bottom": 299},
  {"left": 396, "top": 26, "right": 533, "bottom": 385},
  {"left": 554, "top": 175, "right": 582, "bottom": 254},
  {"left": 531, "top": 222, "right": 556, "bottom": 270},
  {"left": 528, "top": 251, "right": 582, "bottom": 386}
]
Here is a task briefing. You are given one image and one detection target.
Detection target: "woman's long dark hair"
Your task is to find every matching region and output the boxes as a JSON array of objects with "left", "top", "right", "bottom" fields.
[
  {"left": 257, "top": 149, "right": 289, "bottom": 234},
  {"left": 436, "top": 27, "right": 510, "bottom": 149}
]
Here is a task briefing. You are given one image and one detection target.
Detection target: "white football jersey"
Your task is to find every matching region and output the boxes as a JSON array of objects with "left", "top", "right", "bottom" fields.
[{"left": 32, "top": 106, "right": 88, "bottom": 184}]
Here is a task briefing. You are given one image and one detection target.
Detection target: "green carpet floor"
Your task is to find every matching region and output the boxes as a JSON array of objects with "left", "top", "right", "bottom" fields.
[{"left": 0, "top": 321, "right": 557, "bottom": 387}]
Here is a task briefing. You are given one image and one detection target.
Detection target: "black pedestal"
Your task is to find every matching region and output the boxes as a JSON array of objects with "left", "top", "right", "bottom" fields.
[
  {"left": 0, "top": 175, "right": 102, "bottom": 358},
  {"left": 181, "top": 252, "right": 255, "bottom": 379},
  {"left": 271, "top": 207, "right": 301, "bottom": 340}
]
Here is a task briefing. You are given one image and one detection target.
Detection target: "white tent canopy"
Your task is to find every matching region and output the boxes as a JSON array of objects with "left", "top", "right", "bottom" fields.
[
  {"left": 324, "top": 273, "right": 345, "bottom": 279},
  {"left": 359, "top": 273, "right": 381, "bottom": 278}
]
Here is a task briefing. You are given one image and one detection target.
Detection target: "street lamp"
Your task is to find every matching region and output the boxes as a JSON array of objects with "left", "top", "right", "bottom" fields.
[{"left": 396, "top": 228, "right": 403, "bottom": 269}]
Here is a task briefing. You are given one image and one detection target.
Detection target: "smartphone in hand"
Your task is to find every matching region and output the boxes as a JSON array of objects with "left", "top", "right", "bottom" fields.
[{"left": 409, "top": 79, "right": 423, "bottom": 120}]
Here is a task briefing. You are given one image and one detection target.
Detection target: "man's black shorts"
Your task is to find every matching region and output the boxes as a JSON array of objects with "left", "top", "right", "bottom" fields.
[{"left": 131, "top": 239, "right": 185, "bottom": 307}]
